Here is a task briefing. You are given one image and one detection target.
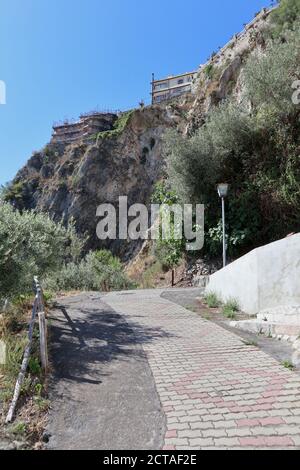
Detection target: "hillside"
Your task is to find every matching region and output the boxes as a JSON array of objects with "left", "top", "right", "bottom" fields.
[
  {"left": 4, "top": 102, "right": 191, "bottom": 259},
  {"left": 4, "top": 2, "right": 300, "bottom": 269}
]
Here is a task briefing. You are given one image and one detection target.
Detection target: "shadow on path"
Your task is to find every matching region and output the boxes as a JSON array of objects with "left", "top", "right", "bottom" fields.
[{"left": 47, "top": 293, "right": 172, "bottom": 450}]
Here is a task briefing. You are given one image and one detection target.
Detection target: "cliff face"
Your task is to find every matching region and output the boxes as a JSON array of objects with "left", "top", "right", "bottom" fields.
[
  {"left": 186, "top": 7, "right": 272, "bottom": 133},
  {"left": 8, "top": 7, "right": 273, "bottom": 259},
  {"left": 10, "top": 102, "right": 192, "bottom": 258}
]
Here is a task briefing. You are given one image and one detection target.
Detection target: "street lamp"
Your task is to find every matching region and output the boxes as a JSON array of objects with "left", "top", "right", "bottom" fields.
[{"left": 217, "top": 183, "right": 229, "bottom": 268}]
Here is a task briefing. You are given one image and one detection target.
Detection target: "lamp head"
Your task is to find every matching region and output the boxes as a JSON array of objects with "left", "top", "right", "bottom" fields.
[{"left": 217, "top": 183, "right": 229, "bottom": 198}]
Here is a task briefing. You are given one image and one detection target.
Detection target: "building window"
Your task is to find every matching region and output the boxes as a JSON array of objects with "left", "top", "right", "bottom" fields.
[
  {"left": 178, "top": 79, "right": 184, "bottom": 84},
  {"left": 155, "top": 82, "right": 168, "bottom": 90}
]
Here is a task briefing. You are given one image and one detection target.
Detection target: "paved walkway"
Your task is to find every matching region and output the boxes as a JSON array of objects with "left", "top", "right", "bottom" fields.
[
  {"left": 105, "top": 289, "right": 300, "bottom": 450},
  {"left": 47, "top": 294, "right": 165, "bottom": 450},
  {"left": 48, "top": 289, "right": 300, "bottom": 450}
]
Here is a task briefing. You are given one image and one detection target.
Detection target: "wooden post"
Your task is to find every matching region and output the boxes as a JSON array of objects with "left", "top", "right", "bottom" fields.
[
  {"left": 38, "top": 312, "right": 48, "bottom": 371},
  {"left": 172, "top": 269, "right": 175, "bottom": 287}
]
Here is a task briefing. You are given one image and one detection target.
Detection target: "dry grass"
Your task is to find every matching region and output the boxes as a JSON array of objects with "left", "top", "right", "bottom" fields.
[{"left": 0, "top": 298, "right": 50, "bottom": 449}]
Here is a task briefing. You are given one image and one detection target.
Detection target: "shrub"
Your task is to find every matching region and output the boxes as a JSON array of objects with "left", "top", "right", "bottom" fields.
[
  {"left": 244, "top": 25, "right": 300, "bottom": 117},
  {"left": 94, "top": 110, "right": 135, "bottom": 141},
  {"left": 164, "top": 100, "right": 254, "bottom": 205},
  {"left": 44, "top": 250, "right": 135, "bottom": 292},
  {"left": 0, "top": 202, "right": 85, "bottom": 299},
  {"left": 268, "top": 0, "right": 300, "bottom": 39},
  {"left": 163, "top": 24, "right": 300, "bottom": 259}
]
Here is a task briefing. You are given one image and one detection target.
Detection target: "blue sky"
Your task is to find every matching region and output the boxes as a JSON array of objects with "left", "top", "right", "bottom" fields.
[{"left": 0, "top": 0, "right": 272, "bottom": 186}]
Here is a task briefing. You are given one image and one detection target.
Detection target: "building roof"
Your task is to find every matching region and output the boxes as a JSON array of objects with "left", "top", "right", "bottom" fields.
[{"left": 152, "top": 71, "right": 197, "bottom": 85}]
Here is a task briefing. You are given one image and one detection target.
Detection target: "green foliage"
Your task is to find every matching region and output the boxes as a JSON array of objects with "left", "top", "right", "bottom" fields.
[
  {"left": 0, "top": 202, "right": 85, "bottom": 299},
  {"left": 222, "top": 298, "right": 239, "bottom": 319},
  {"left": 28, "top": 357, "right": 42, "bottom": 375},
  {"left": 164, "top": 24, "right": 300, "bottom": 259},
  {"left": 151, "top": 182, "right": 184, "bottom": 269},
  {"left": 151, "top": 181, "right": 178, "bottom": 205},
  {"left": 244, "top": 25, "right": 300, "bottom": 117},
  {"left": 94, "top": 110, "right": 135, "bottom": 141},
  {"left": 281, "top": 360, "right": 295, "bottom": 370},
  {"left": 268, "top": 0, "right": 300, "bottom": 39},
  {"left": 44, "top": 249, "right": 135, "bottom": 292},
  {"left": 4, "top": 332, "right": 28, "bottom": 376},
  {"left": 165, "top": 100, "right": 254, "bottom": 205},
  {"left": 154, "top": 238, "right": 184, "bottom": 271},
  {"left": 2, "top": 181, "right": 25, "bottom": 203},
  {"left": 203, "top": 292, "right": 221, "bottom": 308},
  {"left": 203, "top": 64, "right": 215, "bottom": 79},
  {"left": 11, "top": 422, "right": 27, "bottom": 436}
]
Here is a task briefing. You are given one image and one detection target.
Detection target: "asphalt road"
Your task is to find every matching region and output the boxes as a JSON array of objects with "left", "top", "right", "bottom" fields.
[{"left": 46, "top": 292, "right": 166, "bottom": 450}]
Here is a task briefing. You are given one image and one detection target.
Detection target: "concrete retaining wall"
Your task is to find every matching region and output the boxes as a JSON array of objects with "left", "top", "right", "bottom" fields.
[{"left": 206, "top": 234, "right": 300, "bottom": 315}]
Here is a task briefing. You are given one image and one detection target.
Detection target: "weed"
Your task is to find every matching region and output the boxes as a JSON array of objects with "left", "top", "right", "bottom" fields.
[
  {"left": 11, "top": 421, "right": 27, "bottom": 436},
  {"left": 242, "top": 340, "right": 258, "bottom": 347},
  {"left": 34, "top": 383, "right": 43, "bottom": 396},
  {"left": 225, "top": 298, "right": 240, "bottom": 312},
  {"left": 28, "top": 357, "right": 42, "bottom": 376},
  {"left": 203, "top": 64, "right": 214, "bottom": 79},
  {"left": 281, "top": 360, "right": 295, "bottom": 371},
  {"left": 222, "top": 299, "right": 239, "bottom": 319},
  {"left": 185, "top": 305, "right": 198, "bottom": 313},
  {"left": 33, "top": 396, "right": 50, "bottom": 412},
  {"left": 222, "top": 306, "right": 237, "bottom": 319},
  {"left": 203, "top": 292, "right": 221, "bottom": 309}
]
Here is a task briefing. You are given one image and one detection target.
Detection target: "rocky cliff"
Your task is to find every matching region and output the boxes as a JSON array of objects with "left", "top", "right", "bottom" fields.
[
  {"left": 8, "top": 102, "right": 193, "bottom": 258},
  {"left": 6, "top": 7, "right": 273, "bottom": 260}
]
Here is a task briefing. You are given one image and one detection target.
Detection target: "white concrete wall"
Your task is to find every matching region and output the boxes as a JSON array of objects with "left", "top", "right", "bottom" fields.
[{"left": 206, "top": 234, "right": 300, "bottom": 315}]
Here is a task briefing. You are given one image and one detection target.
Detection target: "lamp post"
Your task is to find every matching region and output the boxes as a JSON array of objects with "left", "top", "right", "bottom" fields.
[{"left": 217, "top": 183, "right": 229, "bottom": 268}]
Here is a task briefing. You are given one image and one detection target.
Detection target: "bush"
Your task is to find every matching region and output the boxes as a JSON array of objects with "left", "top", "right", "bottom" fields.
[
  {"left": 0, "top": 202, "right": 85, "bottom": 299},
  {"left": 244, "top": 25, "right": 300, "bottom": 117},
  {"left": 163, "top": 24, "right": 300, "bottom": 259},
  {"left": 44, "top": 250, "right": 135, "bottom": 292},
  {"left": 268, "top": 0, "right": 300, "bottom": 39},
  {"left": 164, "top": 100, "right": 254, "bottom": 206}
]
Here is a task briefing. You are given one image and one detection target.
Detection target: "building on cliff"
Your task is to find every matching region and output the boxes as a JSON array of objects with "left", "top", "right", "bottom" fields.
[
  {"left": 151, "top": 71, "right": 197, "bottom": 104},
  {"left": 51, "top": 112, "right": 118, "bottom": 144}
]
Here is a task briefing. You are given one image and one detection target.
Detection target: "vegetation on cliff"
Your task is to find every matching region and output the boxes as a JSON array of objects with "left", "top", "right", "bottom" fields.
[{"left": 164, "top": 0, "right": 300, "bottom": 259}]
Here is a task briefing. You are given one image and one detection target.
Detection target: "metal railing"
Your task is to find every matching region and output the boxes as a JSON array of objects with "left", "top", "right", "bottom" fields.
[{"left": 5, "top": 277, "right": 48, "bottom": 424}]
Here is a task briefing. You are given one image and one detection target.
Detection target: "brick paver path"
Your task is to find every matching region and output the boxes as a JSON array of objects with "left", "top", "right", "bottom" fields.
[{"left": 105, "top": 289, "right": 300, "bottom": 450}]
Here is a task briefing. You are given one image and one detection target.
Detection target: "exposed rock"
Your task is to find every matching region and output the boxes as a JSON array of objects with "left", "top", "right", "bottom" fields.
[
  {"left": 11, "top": 106, "right": 182, "bottom": 259},
  {"left": 8, "top": 7, "right": 274, "bottom": 261}
]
